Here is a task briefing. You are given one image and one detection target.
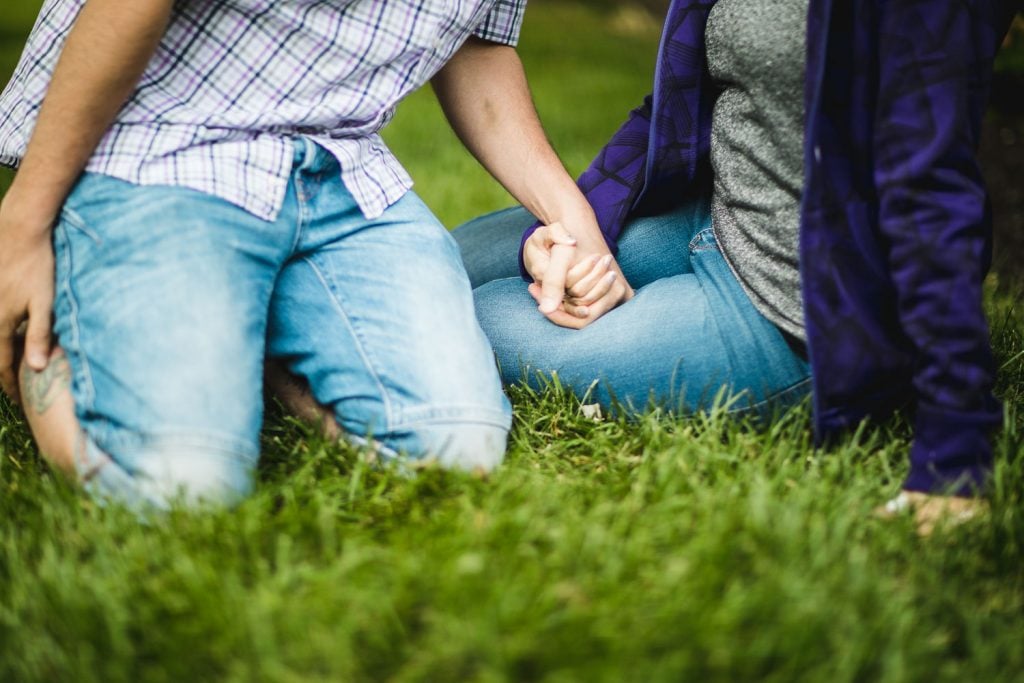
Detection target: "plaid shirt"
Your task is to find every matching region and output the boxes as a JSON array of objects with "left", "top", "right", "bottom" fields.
[
  {"left": 0, "top": 0, "right": 526, "bottom": 220},
  {"left": 543, "top": 0, "right": 1016, "bottom": 494}
]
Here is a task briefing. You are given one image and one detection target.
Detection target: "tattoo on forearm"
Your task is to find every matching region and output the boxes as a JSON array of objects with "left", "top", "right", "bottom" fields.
[{"left": 20, "top": 355, "right": 71, "bottom": 416}]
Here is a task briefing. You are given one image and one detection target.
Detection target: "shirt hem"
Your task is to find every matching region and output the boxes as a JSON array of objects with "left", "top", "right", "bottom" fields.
[{"left": 712, "top": 223, "right": 807, "bottom": 342}]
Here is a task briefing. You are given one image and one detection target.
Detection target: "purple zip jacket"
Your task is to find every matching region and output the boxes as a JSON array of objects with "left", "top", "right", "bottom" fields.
[{"left": 521, "top": 0, "right": 1018, "bottom": 494}]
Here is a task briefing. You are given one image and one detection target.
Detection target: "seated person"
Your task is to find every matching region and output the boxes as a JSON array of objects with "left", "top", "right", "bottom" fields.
[{"left": 455, "top": 0, "right": 1018, "bottom": 525}]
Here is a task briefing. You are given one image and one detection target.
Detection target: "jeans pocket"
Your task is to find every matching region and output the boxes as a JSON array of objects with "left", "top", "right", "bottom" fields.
[
  {"left": 58, "top": 205, "right": 102, "bottom": 245},
  {"left": 52, "top": 218, "right": 97, "bottom": 414},
  {"left": 688, "top": 227, "right": 719, "bottom": 254}
]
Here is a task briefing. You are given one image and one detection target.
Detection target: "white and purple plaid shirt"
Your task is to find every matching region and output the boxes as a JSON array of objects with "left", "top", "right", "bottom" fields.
[{"left": 0, "top": 0, "right": 526, "bottom": 220}]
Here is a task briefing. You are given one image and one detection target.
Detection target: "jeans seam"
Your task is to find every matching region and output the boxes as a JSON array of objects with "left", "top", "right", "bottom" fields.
[
  {"left": 389, "top": 405, "right": 512, "bottom": 432},
  {"left": 289, "top": 175, "right": 307, "bottom": 257},
  {"left": 304, "top": 256, "right": 395, "bottom": 430},
  {"left": 731, "top": 375, "right": 812, "bottom": 415},
  {"left": 54, "top": 221, "right": 97, "bottom": 412}
]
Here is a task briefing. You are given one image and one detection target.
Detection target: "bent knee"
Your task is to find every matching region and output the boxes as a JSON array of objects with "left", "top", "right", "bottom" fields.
[
  {"left": 137, "top": 450, "right": 254, "bottom": 508},
  {"left": 429, "top": 422, "right": 509, "bottom": 473},
  {"left": 387, "top": 418, "right": 509, "bottom": 474},
  {"left": 84, "top": 438, "right": 255, "bottom": 510}
]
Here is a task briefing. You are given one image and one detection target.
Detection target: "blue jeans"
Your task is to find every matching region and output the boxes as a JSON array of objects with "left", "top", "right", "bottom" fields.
[
  {"left": 452, "top": 198, "right": 810, "bottom": 414},
  {"left": 53, "top": 138, "right": 511, "bottom": 509}
]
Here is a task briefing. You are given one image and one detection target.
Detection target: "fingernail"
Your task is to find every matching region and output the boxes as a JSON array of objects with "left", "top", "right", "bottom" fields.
[
  {"left": 539, "top": 297, "right": 559, "bottom": 313},
  {"left": 27, "top": 351, "right": 48, "bottom": 369},
  {"left": 601, "top": 255, "right": 612, "bottom": 267},
  {"left": 606, "top": 272, "right": 617, "bottom": 282}
]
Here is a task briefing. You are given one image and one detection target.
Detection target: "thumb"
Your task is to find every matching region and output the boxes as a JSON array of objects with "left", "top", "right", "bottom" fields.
[
  {"left": 24, "top": 301, "right": 53, "bottom": 371},
  {"left": 524, "top": 240, "right": 550, "bottom": 282},
  {"left": 538, "top": 243, "right": 573, "bottom": 314}
]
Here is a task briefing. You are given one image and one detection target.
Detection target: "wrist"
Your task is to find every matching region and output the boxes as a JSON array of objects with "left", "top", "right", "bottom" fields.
[
  {"left": 0, "top": 184, "right": 61, "bottom": 237},
  {"left": 545, "top": 202, "right": 609, "bottom": 247},
  {"left": 543, "top": 198, "right": 595, "bottom": 228},
  {"left": 525, "top": 177, "right": 592, "bottom": 226}
]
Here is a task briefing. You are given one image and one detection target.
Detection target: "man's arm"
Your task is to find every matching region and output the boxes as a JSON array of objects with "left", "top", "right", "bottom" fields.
[
  {"left": 431, "top": 37, "right": 633, "bottom": 328},
  {"left": 0, "top": 0, "right": 174, "bottom": 400}
]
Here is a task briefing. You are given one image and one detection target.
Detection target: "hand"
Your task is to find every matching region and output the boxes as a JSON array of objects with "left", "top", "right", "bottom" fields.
[
  {"left": 522, "top": 221, "right": 578, "bottom": 311},
  {"left": 555, "top": 253, "right": 621, "bottom": 316},
  {"left": 0, "top": 201, "right": 56, "bottom": 402},
  {"left": 523, "top": 220, "right": 634, "bottom": 330}
]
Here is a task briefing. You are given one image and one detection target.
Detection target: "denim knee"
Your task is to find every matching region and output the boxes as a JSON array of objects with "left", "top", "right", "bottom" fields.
[
  {"left": 424, "top": 421, "right": 509, "bottom": 473},
  {"left": 78, "top": 436, "right": 255, "bottom": 511},
  {"left": 372, "top": 407, "right": 510, "bottom": 474}
]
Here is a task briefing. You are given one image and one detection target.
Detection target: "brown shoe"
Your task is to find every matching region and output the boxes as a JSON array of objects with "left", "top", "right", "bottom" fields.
[{"left": 875, "top": 490, "right": 989, "bottom": 537}]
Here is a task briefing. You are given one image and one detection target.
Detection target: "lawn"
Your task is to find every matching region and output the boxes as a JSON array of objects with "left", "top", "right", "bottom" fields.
[{"left": 2, "top": 3, "right": 1024, "bottom": 682}]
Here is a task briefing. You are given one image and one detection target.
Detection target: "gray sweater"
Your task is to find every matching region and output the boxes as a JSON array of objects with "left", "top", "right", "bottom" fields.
[{"left": 705, "top": 0, "right": 809, "bottom": 340}]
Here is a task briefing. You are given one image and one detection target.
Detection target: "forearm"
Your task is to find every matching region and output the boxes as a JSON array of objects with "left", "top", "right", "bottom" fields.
[
  {"left": 513, "top": 92, "right": 656, "bottom": 280},
  {"left": 431, "top": 38, "right": 600, "bottom": 236},
  {"left": 2, "top": 0, "right": 173, "bottom": 231},
  {"left": 434, "top": 38, "right": 633, "bottom": 327}
]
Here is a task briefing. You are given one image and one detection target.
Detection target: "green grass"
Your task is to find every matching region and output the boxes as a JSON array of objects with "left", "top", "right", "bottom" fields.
[
  {"left": 2, "top": 3, "right": 1024, "bottom": 681},
  {"left": 995, "top": 17, "right": 1024, "bottom": 74}
]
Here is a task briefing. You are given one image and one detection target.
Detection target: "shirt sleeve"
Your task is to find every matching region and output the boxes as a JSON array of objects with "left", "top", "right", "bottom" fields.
[
  {"left": 871, "top": 0, "right": 1008, "bottom": 495},
  {"left": 472, "top": 0, "right": 526, "bottom": 46}
]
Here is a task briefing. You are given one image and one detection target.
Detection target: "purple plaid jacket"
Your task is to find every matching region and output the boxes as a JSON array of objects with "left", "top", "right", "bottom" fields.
[{"left": 525, "top": 0, "right": 1017, "bottom": 494}]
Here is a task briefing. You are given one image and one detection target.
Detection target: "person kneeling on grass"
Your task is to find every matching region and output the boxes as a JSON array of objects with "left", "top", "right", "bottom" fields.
[
  {"left": 453, "top": 0, "right": 1020, "bottom": 532},
  {"left": 0, "top": 0, "right": 606, "bottom": 510}
]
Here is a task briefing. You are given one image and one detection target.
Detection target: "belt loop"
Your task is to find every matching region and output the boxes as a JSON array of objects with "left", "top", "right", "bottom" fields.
[
  {"left": 302, "top": 136, "right": 318, "bottom": 171},
  {"left": 292, "top": 136, "right": 318, "bottom": 171},
  {"left": 291, "top": 137, "right": 306, "bottom": 168},
  {"left": 303, "top": 136, "right": 317, "bottom": 164}
]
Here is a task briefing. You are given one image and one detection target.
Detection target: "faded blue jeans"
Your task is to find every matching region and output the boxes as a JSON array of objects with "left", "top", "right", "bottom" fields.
[
  {"left": 453, "top": 197, "right": 810, "bottom": 414},
  {"left": 53, "top": 138, "right": 511, "bottom": 509}
]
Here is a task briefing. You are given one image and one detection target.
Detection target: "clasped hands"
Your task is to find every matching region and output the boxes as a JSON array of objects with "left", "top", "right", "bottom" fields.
[{"left": 522, "top": 220, "right": 634, "bottom": 329}]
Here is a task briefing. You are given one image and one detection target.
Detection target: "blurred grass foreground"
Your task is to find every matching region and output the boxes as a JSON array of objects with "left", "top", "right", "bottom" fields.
[{"left": 2, "top": 3, "right": 1024, "bottom": 682}]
